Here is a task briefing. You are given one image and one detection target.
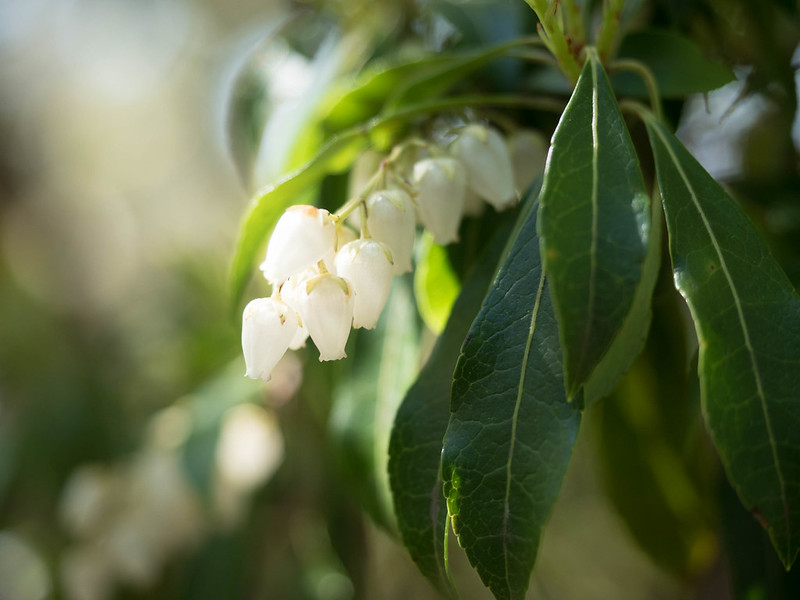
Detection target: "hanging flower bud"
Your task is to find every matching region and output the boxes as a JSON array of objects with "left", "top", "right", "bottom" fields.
[
  {"left": 259, "top": 206, "right": 336, "bottom": 285},
  {"left": 450, "top": 124, "right": 516, "bottom": 210},
  {"left": 508, "top": 129, "right": 548, "bottom": 195},
  {"left": 296, "top": 273, "right": 353, "bottom": 361},
  {"left": 335, "top": 239, "right": 394, "bottom": 329},
  {"left": 366, "top": 189, "right": 416, "bottom": 275},
  {"left": 242, "top": 298, "right": 298, "bottom": 381},
  {"left": 412, "top": 157, "right": 466, "bottom": 245}
]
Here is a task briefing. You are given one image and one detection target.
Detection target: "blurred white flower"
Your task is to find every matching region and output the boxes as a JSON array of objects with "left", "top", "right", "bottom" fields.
[
  {"left": 412, "top": 157, "right": 466, "bottom": 245},
  {"left": 450, "top": 124, "right": 516, "bottom": 210},
  {"left": 242, "top": 297, "right": 299, "bottom": 381},
  {"left": 58, "top": 465, "right": 117, "bottom": 539},
  {"left": 335, "top": 239, "right": 394, "bottom": 329},
  {"left": 0, "top": 531, "right": 51, "bottom": 600},
  {"left": 508, "top": 128, "right": 548, "bottom": 195},
  {"left": 259, "top": 205, "right": 336, "bottom": 284},
  {"left": 60, "top": 543, "right": 114, "bottom": 600}
]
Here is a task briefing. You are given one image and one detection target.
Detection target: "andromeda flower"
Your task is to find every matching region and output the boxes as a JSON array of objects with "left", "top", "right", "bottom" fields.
[
  {"left": 259, "top": 206, "right": 336, "bottom": 285},
  {"left": 412, "top": 157, "right": 466, "bottom": 245},
  {"left": 450, "top": 124, "right": 517, "bottom": 210},
  {"left": 508, "top": 128, "right": 548, "bottom": 195},
  {"left": 242, "top": 297, "right": 298, "bottom": 381},
  {"left": 365, "top": 189, "right": 416, "bottom": 275},
  {"left": 335, "top": 239, "right": 394, "bottom": 329},
  {"left": 296, "top": 273, "right": 354, "bottom": 361}
]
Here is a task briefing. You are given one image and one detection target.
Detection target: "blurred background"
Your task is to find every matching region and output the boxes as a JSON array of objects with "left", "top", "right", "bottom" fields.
[{"left": 1, "top": 0, "right": 799, "bottom": 599}]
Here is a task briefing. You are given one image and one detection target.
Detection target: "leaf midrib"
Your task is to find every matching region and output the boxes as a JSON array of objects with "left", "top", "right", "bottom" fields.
[
  {"left": 502, "top": 267, "right": 547, "bottom": 598},
  {"left": 575, "top": 55, "right": 600, "bottom": 396},
  {"left": 651, "top": 122, "right": 789, "bottom": 548}
]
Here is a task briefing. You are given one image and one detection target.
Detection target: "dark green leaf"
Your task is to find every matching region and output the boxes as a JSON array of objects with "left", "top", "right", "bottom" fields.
[
  {"left": 645, "top": 117, "right": 800, "bottom": 570},
  {"left": 442, "top": 200, "right": 581, "bottom": 600},
  {"left": 388, "top": 200, "right": 524, "bottom": 598},
  {"left": 539, "top": 52, "right": 653, "bottom": 404},
  {"left": 719, "top": 474, "right": 800, "bottom": 599},
  {"left": 613, "top": 31, "right": 736, "bottom": 98},
  {"left": 330, "top": 278, "right": 420, "bottom": 531}
]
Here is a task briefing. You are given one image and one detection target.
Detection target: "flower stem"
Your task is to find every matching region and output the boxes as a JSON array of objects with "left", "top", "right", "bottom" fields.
[
  {"left": 523, "top": 0, "right": 582, "bottom": 85},
  {"left": 609, "top": 58, "right": 663, "bottom": 121}
]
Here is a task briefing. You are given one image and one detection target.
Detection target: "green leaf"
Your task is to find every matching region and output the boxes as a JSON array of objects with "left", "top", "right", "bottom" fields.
[
  {"left": 414, "top": 232, "right": 461, "bottom": 335},
  {"left": 539, "top": 51, "right": 653, "bottom": 404},
  {"left": 320, "top": 39, "right": 527, "bottom": 135},
  {"left": 442, "top": 199, "right": 581, "bottom": 600},
  {"left": 382, "top": 40, "right": 523, "bottom": 113},
  {"left": 320, "top": 53, "right": 461, "bottom": 133},
  {"left": 645, "top": 117, "right": 800, "bottom": 570},
  {"left": 613, "top": 31, "right": 736, "bottom": 98},
  {"left": 330, "top": 278, "right": 420, "bottom": 531},
  {"left": 388, "top": 201, "right": 523, "bottom": 598}
]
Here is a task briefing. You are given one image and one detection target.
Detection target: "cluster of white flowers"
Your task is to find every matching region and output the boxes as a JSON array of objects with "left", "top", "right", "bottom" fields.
[{"left": 243, "top": 123, "right": 548, "bottom": 382}]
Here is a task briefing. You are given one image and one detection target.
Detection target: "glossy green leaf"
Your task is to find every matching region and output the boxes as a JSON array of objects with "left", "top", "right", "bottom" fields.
[
  {"left": 613, "top": 31, "right": 736, "bottom": 98},
  {"left": 414, "top": 232, "right": 461, "bottom": 335},
  {"left": 330, "top": 278, "right": 420, "bottom": 531},
  {"left": 645, "top": 117, "right": 800, "bottom": 570},
  {"left": 388, "top": 200, "right": 523, "bottom": 598},
  {"left": 442, "top": 200, "right": 581, "bottom": 600},
  {"left": 539, "top": 51, "right": 652, "bottom": 404}
]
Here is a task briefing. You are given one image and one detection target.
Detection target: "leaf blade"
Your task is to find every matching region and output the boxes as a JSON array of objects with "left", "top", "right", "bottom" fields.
[
  {"left": 442, "top": 200, "right": 581, "bottom": 600},
  {"left": 613, "top": 30, "right": 736, "bottom": 98},
  {"left": 388, "top": 203, "right": 523, "bottom": 598},
  {"left": 539, "top": 52, "right": 652, "bottom": 403},
  {"left": 645, "top": 118, "right": 800, "bottom": 569}
]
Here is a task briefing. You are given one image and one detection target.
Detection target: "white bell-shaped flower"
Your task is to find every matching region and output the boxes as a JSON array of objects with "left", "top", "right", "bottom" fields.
[
  {"left": 366, "top": 189, "right": 416, "bottom": 275},
  {"left": 508, "top": 129, "right": 548, "bottom": 195},
  {"left": 259, "top": 205, "right": 336, "bottom": 284},
  {"left": 450, "top": 124, "right": 516, "bottom": 210},
  {"left": 242, "top": 298, "right": 298, "bottom": 381},
  {"left": 335, "top": 239, "right": 394, "bottom": 329},
  {"left": 412, "top": 157, "right": 466, "bottom": 245},
  {"left": 296, "top": 273, "right": 354, "bottom": 361},
  {"left": 279, "top": 269, "right": 316, "bottom": 349}
]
